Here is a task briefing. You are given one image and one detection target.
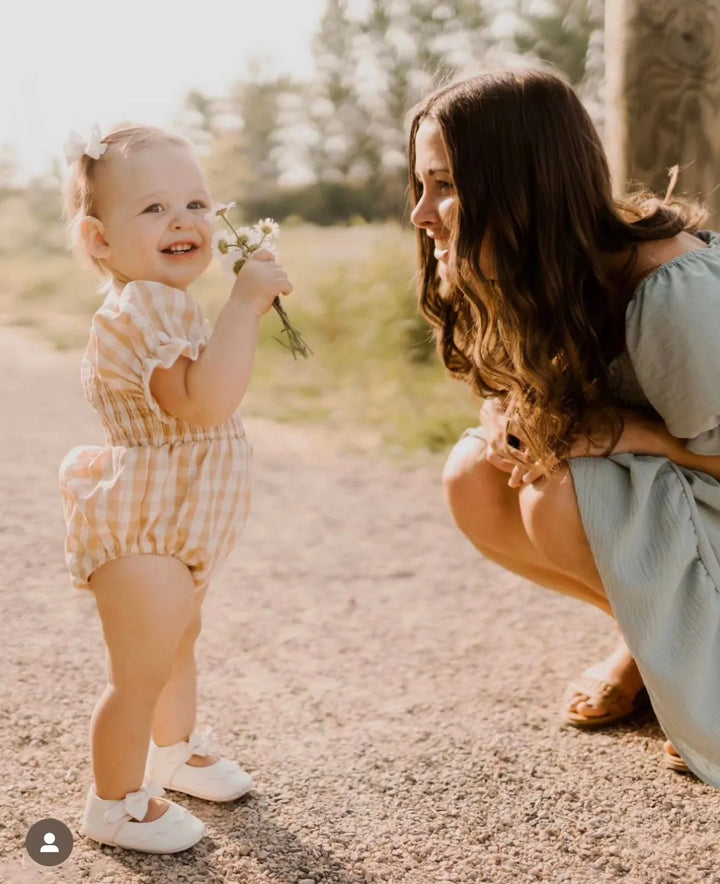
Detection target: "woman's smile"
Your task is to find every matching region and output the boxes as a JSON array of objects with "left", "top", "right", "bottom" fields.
[{"left": 433, "top": 244, "right": 450, "bottom": 263}]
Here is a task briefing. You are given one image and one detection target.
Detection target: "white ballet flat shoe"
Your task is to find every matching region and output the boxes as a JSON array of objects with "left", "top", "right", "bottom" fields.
[
  {"left": 81, "top": 780, "right": 205, "bottom": 853},
  {"left": 147, "top": 727, "right": 254, "bottom": 802}
]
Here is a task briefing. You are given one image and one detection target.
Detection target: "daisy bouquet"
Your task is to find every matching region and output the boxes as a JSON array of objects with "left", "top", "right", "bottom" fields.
[{"left": 212, "top": 205, "right": 312, "bottom": 359}]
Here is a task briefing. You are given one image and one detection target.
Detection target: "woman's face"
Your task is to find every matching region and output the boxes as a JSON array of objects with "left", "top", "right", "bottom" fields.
[
  {"left": 410, "top": 119, "right": 456, "bottom": 278},
  {"left": 410, "top": 117, "right": 495, "bottom": 282}
]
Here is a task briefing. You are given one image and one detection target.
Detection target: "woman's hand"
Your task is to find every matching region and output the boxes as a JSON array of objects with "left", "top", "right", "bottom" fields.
[
  {"left": 479, "top": 398, "right": 546, "bottom": 487},
  {"left": 481, "top": 404, "right": 720, "bottom": 488}
]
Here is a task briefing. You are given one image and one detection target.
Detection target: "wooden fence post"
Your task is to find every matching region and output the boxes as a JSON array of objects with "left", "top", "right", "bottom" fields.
[{"left": 605, "top": 0, "right": 720, "bottom": 223}]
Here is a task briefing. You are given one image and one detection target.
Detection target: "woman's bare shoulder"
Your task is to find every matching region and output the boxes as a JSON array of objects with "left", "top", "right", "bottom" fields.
[{"left": 635, "top": 231, "right": 709, "bottom": 277}]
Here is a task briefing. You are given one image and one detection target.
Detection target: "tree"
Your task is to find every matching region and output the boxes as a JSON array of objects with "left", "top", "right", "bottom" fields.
[
  {"left": 180, "top": 71, "right": 303, "bottom": 208},
  {"left": 307, "top": 0, "right": 493, "bottom": 218},
  {"left": 308, "top": 0, "right": 362, "bottom": 184},
  {"left": 513, "top": 0, "right": 600, "bottom": 85},
  {"left": 511, "top": 0, "right": 605, "bottom": 125},
  {"left": 184, "top": 90, "right": 219, "bottom": 139},
  {"left": 605, "top": 0, "right": 720, "bottom": 222},
  {"left": 187, "top": 0, "right": 614, "bottom": 223},
  {"left": 362, "top": 0, "right": 491, "bottom": 161}
]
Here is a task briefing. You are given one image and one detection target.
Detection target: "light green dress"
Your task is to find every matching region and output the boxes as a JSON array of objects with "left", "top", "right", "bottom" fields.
[{"left": 569, "top": 230, "right": 720, "bottom": 787}]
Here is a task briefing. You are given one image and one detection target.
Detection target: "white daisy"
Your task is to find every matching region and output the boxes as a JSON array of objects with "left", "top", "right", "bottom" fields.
[
  {"left": 255, "top": 218, "right": 280, "bottom": 238},
  {"left": 212, "top": 232, "right": 232, "bottom": 257},
  {"left": 213, "top": 201, "right": 237, "bottom": 217},
  {"left": 219, "top": 250, "right": 246, "bottom": 277}
]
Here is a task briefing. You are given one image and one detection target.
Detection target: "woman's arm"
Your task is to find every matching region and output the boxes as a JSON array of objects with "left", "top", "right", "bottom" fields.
[
  {"left": 571, "top": 410, "right": 720, "bottom": 482},
  {"left": 480, "top": 403, "right": 720, "bottom": 485},
  {"left": 480, "top": 404, "right": 652, "bottom": 486}
]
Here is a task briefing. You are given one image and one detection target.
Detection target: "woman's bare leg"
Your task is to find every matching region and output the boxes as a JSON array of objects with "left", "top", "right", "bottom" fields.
[
  {"left": 90, "top": 554, "right": 196, "bottom": 821},
  {"left": 152, "top": 587, "right": 219, "bottom": 767},
  {"left": 517, "top": 468, "right": 645, "bottom": 712},
  {"left": 443, "top": 436, "right": 643, "bottom": 717},
  {"left": 443, "top": 436, "right": 609, "bottom": 604}
]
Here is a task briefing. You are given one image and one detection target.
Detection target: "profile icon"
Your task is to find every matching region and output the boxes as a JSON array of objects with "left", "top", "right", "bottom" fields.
[
  {"left": 40, "top": 832, "right": 60, "bottom": 853},
  {"left": 25, "top": 819, "right": 73, "bottom": 866}
]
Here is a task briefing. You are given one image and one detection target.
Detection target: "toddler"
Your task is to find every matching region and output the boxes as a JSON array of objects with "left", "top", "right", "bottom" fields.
[{"left": 59, "top": 124, "right": 292, "bottom": 853}]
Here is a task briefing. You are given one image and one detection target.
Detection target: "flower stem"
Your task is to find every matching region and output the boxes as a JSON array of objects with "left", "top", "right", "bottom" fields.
[
  {"left": 220, "top": 214, "right": 237, "bottom": 237},
  {"left": 217, "top": 211, "right": 312, "bottom": 358},
  {"left": 272, "top": 297, "right": 313, "bottom": 360}
]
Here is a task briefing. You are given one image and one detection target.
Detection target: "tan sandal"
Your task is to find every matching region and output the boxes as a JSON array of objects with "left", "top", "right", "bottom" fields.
[
  {"left": 563, "top": 676, "right": 650, "bottom": 729},
  {"left": 662, "top": 741, "right": 691, "bottom": 774}
]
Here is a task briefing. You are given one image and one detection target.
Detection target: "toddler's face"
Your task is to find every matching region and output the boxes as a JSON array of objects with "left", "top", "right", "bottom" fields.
[{"left": 92, "top": 143, "right": 213, "bottom": 290}]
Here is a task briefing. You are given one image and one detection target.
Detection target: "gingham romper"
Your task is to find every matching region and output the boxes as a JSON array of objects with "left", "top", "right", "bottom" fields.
[{"left": 59, "top": 280, "right": 252, "bottom": 592}]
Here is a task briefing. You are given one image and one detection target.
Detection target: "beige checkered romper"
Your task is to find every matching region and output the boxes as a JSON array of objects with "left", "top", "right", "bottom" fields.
[{"left": 59, "top": 280, "right": 252, "bottom": 592}]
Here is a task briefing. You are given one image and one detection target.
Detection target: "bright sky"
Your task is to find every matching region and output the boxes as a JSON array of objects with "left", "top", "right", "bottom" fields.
[{"left": 3, "top": 0, "right": 327, "bottom": 182}]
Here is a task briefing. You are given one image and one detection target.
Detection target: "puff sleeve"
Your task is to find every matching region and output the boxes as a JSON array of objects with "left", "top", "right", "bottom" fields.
[
  {"left": 625, "top": 250, "right": 720, "bottom": 455},
  {"left": 92, "top": 280, "right": 211, "bottom": 421}
]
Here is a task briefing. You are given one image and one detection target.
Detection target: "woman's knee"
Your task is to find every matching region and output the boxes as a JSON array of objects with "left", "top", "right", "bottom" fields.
[
  {"left": 518, "top": 466, "right": 595, "bottom": 575},
  {"left": 442, "top": 435, "right": 516, "bottom": 550}
]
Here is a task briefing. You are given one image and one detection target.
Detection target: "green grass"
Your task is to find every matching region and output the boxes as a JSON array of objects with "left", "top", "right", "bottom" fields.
[{"left": 0, "top": 197, "right": 478, "bottom": 458}]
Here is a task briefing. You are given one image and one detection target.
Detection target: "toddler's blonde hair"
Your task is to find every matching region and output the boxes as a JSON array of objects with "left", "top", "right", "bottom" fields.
[{"left": 62, "top": 123, "right": 193, "bottom": 274}]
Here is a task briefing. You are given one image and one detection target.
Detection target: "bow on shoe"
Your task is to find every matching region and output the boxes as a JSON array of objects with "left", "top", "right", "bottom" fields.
[
  {"left": 187, "top": 726, "right": 215, "bottom": 759},
  {"left": 63, "top": 123, "right": 107, "bottom": 165},
  {"left": 104, "top": 781, "right": 166, "bottom": 824}
]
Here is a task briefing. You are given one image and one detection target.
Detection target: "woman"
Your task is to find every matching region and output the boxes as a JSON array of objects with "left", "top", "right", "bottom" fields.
[{"left": 408, "top": 68, "right": 720, "bottom": 785}]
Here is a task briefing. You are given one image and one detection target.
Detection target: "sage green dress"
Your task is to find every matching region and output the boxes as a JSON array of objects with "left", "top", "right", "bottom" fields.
[{"left": 568, "top": 230, "right": 720, "bottom": 787}]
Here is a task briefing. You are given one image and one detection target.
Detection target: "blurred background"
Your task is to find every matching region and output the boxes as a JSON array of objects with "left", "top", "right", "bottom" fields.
[{"left": 0, "top": 0, "right": 610, "bottom": 456}]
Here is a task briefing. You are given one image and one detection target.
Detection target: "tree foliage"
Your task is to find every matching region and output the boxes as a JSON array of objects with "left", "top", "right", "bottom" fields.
[{"left": 180, "top": 0, "right": 602, "bottom": 224}]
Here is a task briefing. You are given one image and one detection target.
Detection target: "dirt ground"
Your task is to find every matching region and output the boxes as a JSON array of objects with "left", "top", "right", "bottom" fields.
[{"left": 1, "top": 326, "right": 719, "bottom": 884}]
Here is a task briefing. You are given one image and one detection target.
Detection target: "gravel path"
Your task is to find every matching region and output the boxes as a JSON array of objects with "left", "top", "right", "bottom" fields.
[{"left": 1, "top": 328, "right": 719, "bottom": 884}]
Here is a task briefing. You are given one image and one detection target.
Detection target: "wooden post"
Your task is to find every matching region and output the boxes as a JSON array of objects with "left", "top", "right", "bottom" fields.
[{"left": 605, "top": 0, "right": 720, "bottom": 224}]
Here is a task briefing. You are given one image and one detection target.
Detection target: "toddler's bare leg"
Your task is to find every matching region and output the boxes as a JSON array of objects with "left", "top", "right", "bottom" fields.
[
  {"left": 90, "top": 554, "right": 195, "bottom": 819},
  {"left": 151, "top": 587, "right": 219, "bottom": 767}
]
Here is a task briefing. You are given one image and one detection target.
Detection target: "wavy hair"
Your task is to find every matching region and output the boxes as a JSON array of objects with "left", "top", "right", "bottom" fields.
[{"left": 408, "top": 69, "right": 706, "bottom": 471}]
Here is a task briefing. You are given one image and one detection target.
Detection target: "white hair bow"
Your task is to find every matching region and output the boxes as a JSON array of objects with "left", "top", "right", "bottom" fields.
[{"left": 63, "top": 123, "right": 107, "bottom": 165}]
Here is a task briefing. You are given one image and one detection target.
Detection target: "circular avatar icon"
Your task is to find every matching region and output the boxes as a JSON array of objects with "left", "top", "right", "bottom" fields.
[{"left": 25, "top": 818, "right": 74, "bottom": 866}]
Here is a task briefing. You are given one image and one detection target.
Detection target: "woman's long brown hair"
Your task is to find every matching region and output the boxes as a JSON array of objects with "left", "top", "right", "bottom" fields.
[{"left": 408, "top": 69, "right": 706, "bottom": 471}]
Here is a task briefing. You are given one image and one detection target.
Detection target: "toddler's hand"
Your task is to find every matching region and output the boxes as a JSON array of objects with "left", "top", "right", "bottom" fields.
[{"left": 231, "top": 249, "right": 293, "bottom": 316}]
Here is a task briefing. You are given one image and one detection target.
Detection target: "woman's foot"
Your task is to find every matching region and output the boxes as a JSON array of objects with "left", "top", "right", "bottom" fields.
[
  {"left": 563, "top": 640, "right": 648, "bottom": 727},
  {"left": 663, "top": 741, "right": 691, "bottom": 773},
  {"left": 82, "top": 782, "right": 205, "bottom": 853}
]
